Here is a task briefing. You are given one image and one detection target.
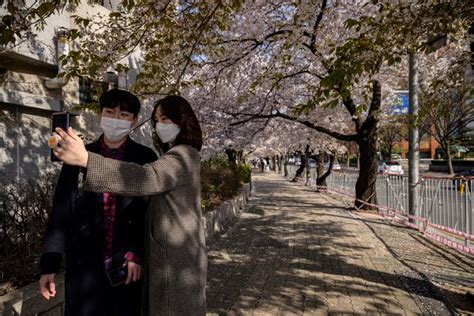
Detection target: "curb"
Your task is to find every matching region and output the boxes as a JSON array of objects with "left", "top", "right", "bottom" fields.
[{"left": 202, "top": 182, "right": 251, "bottom": 246}]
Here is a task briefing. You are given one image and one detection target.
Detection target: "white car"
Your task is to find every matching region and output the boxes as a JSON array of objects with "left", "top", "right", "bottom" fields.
[
  {"left": 323, "top": 161, "right": 341, "bottom": 170},
  {"left": 378, "top": 161, "right": 404, "bottom": 175}
]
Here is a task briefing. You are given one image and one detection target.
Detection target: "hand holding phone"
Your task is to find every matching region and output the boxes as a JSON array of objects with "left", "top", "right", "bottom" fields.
[
  {"left": 107, "top": 265, "right": 128, "bottom": 287},
  {"left": 50, "top": 112, "right": 71, "bottom": 162}
]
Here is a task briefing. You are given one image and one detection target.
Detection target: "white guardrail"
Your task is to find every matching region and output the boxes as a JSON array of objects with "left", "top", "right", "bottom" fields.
[{"left": 283, "top": 164, "right": 473, "bottom": 255}]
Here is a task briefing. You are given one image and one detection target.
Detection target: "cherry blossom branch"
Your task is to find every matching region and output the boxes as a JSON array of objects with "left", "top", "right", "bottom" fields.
[
  {"left": 229, "top": 111, "right": 357, "bottom": 142},
  {"left": 173, "top": 3, "right": 221, "bottom": 91}
]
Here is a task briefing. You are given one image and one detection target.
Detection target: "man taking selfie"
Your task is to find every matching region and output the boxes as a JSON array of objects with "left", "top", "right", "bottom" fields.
[{"left": 39, "top": 89, "right": 157, "bottom": 315}]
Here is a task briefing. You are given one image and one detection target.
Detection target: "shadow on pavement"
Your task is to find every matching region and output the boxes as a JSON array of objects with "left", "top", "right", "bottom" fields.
[{"left": 206, "top": 173, "right": 463, "bottom": 314}]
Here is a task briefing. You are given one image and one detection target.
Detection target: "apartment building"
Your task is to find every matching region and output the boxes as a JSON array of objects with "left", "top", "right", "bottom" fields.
[{"left": 0, "top": 1, "right": 154, "bottom": 182}]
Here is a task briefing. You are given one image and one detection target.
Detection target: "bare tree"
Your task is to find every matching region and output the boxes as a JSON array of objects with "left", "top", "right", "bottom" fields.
[
  {"left": 421, "top": 61, "right": 474, "bottom": 175},
  {"left": 378, "top": 119, "right": 402, "bottom": 161}
]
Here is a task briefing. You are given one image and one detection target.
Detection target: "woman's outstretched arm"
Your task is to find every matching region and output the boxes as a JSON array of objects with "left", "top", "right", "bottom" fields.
[
  {"left": 53, "top": 127, "right": 198, "bottom": 196},
  {"left": 83, "top": 148, "right": 195, "bottom": 196}
]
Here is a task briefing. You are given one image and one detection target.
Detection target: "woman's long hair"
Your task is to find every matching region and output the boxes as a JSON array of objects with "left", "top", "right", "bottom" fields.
[{"left": 151, "top": 95, "right": 203, "bottom": 153}]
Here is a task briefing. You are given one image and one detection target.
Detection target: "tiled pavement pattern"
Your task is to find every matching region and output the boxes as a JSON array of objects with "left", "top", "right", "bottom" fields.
[
  {"left": 328, "top": 191, "right": 474, "bottom": 315},
  {"left": 206, "top": 172, "right": 474, "bottom": 315}
]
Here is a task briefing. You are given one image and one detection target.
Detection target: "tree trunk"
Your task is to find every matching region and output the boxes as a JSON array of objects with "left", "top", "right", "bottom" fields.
[
  {"left": 278, "top": 155, "right": 285, "bottom": 174},
  {"left": 304, "top": 153, "right": 311, "bottom": 185},
  {"left": 354, "top": 81, "right": 381, "bottom": 210},
  {"left": 317, "top": 154, "right": 334, "bottom": 188},
  {"left": 236, "top": 150, "right": 243, "bottom": 164},
  {"left": 355, "top": 131, "right": 379, "bottom": 209},
  {"left": 444, "top": 141, "right": 454, "bottom": 175},
  {"left": 225, "top": 147, "right": 237, "bottom": 164},
  {"left": 283, "top": 155, "right": 288, "bottom": 177},
  {"left": 292, "top": 154, "right": 306, "bottom": 182},
  {"left": 316, "top": 153, "right": 324, "bottom": 178}
]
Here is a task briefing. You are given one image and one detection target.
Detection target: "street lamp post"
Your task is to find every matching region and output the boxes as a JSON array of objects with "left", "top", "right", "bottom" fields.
[
  {"left": 408, "top": 51, "right": 420, "bottom": 220},
  {"left": 407, "top": 36, "right": 447, "bottom": 220}
]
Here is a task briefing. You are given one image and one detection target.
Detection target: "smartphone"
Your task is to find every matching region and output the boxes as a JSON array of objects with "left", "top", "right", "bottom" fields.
[
  {"left": 50, "top": 112, "right": 71, "bottom": 162},
  {"left": 107, "top": 265, "right": 128, "bottom": 287}
]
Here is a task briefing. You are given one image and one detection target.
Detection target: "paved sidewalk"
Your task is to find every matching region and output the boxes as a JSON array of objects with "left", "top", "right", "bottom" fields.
[{"left": 206, "top": 172, "right": 474, "bottom": 315}]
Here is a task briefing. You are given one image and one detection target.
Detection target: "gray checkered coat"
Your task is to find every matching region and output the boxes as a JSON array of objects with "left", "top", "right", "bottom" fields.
[{"left": 83, "top": 145, "right": 207, "bottom": 316}]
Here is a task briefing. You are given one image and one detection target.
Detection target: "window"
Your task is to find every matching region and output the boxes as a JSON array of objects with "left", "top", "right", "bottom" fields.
[{"left": 79, "top": 78, "right": 107, "bottom": 113}]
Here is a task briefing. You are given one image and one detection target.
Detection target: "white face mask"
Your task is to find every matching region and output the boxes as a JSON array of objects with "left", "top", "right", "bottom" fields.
[
  {"left": 155, "top": 122, "right": 180, "bottom": 143},
  {"left": 100, "top": 116, "right": 132, "bottom": 142}
]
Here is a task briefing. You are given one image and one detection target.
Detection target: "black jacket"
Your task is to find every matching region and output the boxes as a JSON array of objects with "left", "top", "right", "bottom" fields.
[{"left": 40, "top": 136, "right": 157, "bottom": 315}]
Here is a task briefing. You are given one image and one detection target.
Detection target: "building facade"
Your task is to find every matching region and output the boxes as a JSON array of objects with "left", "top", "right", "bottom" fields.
[
  {"left": 0, "top": 1, "right": 154, "bottom": 182},
  {"left": 398, "top": 135, "right": 439, "bottom": 159}
]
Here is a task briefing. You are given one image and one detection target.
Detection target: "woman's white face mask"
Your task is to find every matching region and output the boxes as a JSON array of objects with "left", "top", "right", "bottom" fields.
[
  {"left": 100, "top": 116, "right": 132, "bottom": 142},
  {"left": 155, "top": 122, "right": 180, "bottom": 143}
]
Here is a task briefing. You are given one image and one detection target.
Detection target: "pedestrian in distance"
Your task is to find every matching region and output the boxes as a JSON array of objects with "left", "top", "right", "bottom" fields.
[
  {"left": 39, "top": 89, "right": 157, "bottom": 315},
  {"left": 51, "top": 95, "right": 208, "bottom": 316}
]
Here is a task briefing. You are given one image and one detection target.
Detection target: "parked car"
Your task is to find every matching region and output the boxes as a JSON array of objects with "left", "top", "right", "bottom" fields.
[
  {"left": 323, "top": 161, "right": 341, "bottom": 170},
  {"left": 378, "top": 161, "right": 404, "bottom": 175},
  {"left": 390, "top": 154, "right": 402, "bottom": 162}
]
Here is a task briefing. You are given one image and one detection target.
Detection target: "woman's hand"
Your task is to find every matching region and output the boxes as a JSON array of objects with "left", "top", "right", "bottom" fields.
[
  {"left": 53, "top": 127, "right": 88, "bottom": 167},
  {"left": 125, "top": 261, "right": 143, "bottom": 285}
]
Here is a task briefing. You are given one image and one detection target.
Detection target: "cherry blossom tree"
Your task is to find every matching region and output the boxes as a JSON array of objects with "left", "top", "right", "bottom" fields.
[
  {"left": 61, "top": 0, "right": 471, "bottom": 208},
  {"left": 3, "top": 0, "right": 472, "bottom": 208}
]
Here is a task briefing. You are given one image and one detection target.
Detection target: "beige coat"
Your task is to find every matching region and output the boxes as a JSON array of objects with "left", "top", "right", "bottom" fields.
[{"left": 83, "top": 145, "right": 207, "bottom": 316}]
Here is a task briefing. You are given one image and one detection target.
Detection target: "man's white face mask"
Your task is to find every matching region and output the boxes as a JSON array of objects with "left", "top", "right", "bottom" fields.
[
  {"left": 100, "top": 116, "right": 132, "bottom": 142},
  {"left": 155, "top": 122, "right": 180, "bottom": 143}
]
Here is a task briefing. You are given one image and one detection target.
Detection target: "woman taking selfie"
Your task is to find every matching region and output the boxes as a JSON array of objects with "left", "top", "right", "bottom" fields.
[{"left": 53, "top": 95, "right": 207, "bottom": 316}]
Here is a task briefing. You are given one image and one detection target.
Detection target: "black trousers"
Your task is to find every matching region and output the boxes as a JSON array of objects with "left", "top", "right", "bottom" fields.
[
  {"left": 104, "top": 276, "right": 143, "bottom": 316},
  {"left": 64, "top": 261, "right": 143, "bottom": 316}
]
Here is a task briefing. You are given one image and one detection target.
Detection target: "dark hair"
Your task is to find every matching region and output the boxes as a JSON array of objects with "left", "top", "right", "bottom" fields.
[
  {"left": 99, "top": 89, "right": 141, "bottom": 117},
  {"left": 151, "top": 95, "right": 203, "bottom": 151}
]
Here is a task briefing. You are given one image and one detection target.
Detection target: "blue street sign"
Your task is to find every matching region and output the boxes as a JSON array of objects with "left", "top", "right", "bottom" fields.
[{"left": 392, "top": 91, "right": 409, "bottom": 115}]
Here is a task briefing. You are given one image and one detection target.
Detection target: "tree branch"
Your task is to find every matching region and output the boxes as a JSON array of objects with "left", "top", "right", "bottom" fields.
[
  {"left": 340, "top": 92, "right": 362, "bottom": 132},
  {"left": 359, "top": 80, "right": 381, "bottom": 133},
  {"left": 173, "top": 3, "right": 221, "bottom": 91},
  {"left": 309, "top": 0, "right": 327, "bottom": 52},
  {"left": 230, "top": 111, "right": 357, "bottom": 142},
  {"left": 368, "top": 80, "right": 382, "bottom": 116}
]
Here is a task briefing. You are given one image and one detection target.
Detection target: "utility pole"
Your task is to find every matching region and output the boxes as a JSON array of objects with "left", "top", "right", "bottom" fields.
[{"left": 408, "top": 51, "right": 420, "bottom": 219}]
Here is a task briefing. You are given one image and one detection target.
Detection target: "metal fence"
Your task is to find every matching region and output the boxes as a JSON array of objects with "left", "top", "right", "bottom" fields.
[{"left": 283, "top": 164, "right": 473, "bottom": 254}]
